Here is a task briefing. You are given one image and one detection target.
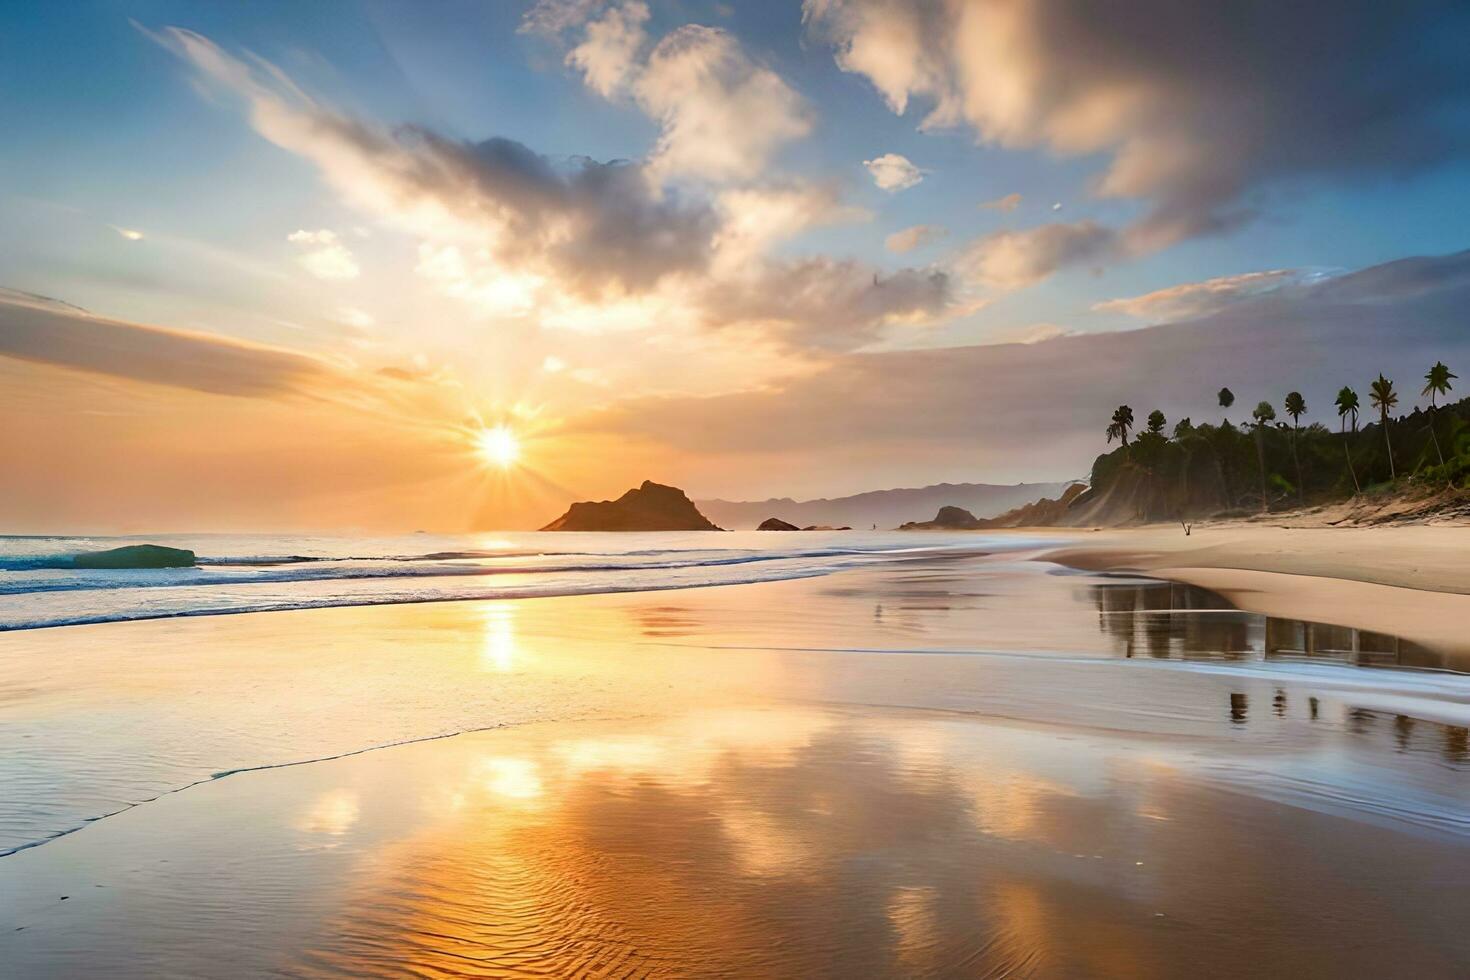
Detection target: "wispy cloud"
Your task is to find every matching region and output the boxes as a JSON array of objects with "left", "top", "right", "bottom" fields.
[
  {"left": 1093, "top": 269, "right": 1313, "bottom": 320},
  {"left": 0, "top": 288, "right": 339, "bottom": 398},
  {"left": 885, "top": 224, "right": 945, "bottom": 254},
  {"left": 954, "top": 221, "right": 1116, "bottom": 290},
  {"left": 979, "top": 193, "right": 1021, "bottom": 212},
  {"left": 288, "top": 229, "right": 360, "bottom": 280}
]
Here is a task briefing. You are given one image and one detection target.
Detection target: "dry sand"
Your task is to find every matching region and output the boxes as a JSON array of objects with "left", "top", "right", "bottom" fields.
[{"left": 1037, "top": 524, "right": 1470, "bottom": 656}]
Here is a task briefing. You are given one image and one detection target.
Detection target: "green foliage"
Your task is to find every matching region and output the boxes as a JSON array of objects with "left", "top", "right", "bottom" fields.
[
  {"left": 1218, "top": 387, "right": 1234, "bottom": 411},
  {"left": 1335, "top": 386, "right": 1360, "bottom": 430},
  {"left": 1106, "top": 404, "right": 1134, "bottom": 446},
  {"left": 1423, "top": 361, "right": 1456, "bottom": 404},
  {"left": 1146, "top": 409, "right": 1166, "bottom": 435},
  {"left": 1284, "top": 391, "right": 1306, "bottom": 424},
  {"left": 1370, "top": 375, "right": 1398, "bottom": 416},
  {"left": 1084, "top": 371, "right": 1470, "bottom": 520}
]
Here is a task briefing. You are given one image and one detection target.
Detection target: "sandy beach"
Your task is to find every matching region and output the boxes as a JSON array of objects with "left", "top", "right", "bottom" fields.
[
  {"left": 1038, "top": 524, "right": 1470, "bottom": 661},
  {"left": 6, "top": 540, "right": 1470, "bottom": 976}
]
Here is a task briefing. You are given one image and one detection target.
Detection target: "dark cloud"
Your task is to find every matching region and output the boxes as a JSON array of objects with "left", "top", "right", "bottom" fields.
[
  {"left": 582, "top": 249, "right": 1470, "bottom": 473},
  {"left": 328, "top": 120, "right": 720, "bottom": 297},
  {"left": 0, "top": 290, "right": 337, "bottom": 398},
  {"left": 807, "top": 0, "right": 1470, "bottom": 250}
]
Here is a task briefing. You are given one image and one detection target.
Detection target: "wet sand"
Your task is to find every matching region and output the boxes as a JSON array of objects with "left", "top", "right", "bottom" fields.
[
  {"left": 5, "top": 549, "right": 1470, "bottom": 976},
  {"left": 1041, "top": 525, "right": 1470, "bottom": 659}
]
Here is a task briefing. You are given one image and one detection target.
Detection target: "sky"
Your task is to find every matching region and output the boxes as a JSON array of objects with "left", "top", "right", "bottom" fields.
[{"left": 2, "top": 0, "right": 1470, "bottom": 531}]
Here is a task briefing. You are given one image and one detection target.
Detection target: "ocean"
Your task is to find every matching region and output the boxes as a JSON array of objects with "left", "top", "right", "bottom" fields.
[{"left": 0, "top": 530, "right": 1054, "bottom": 631}]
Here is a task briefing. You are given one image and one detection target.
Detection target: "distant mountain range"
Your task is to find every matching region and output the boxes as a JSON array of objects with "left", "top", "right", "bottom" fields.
[{"left": 697, "top": 482, "right": 1072, "bottom": 531}]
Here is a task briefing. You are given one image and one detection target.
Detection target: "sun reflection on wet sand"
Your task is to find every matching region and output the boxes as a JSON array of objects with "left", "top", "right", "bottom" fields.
[
  {"left": 11, "top": 703, "right": 1470, "bottom": 978},
  {"left": 478, "top": 602, "right": 520, "bottom": 673}
]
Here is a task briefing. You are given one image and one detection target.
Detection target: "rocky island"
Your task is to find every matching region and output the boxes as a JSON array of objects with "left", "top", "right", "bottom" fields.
[
  {"left": 540, "top": 481, "right": 723, "bottom": 531},
  {"left": 898, "top": 505, "right": 983, "bottom": 530}
]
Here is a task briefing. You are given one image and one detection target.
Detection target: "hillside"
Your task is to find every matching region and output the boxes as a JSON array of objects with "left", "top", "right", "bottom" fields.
[
  {"left": 697, "top": 481, "right": 1071, "bottom": 530},
  {"left": 1046, "top": 387, "right": 1470, "bottom": 526}
]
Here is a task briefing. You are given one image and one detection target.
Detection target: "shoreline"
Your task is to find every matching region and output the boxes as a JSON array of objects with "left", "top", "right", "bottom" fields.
[{"left": 1029, "top": 523, "right": 1470, "bottom": 657}]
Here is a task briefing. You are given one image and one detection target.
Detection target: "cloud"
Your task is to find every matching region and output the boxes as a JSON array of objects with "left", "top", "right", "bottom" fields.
[
  {"left": 633, "top": 25, "right": 812, "bottom": 184},
  {"left": 710, "top": 182, "right": 864, "bottom": 271},
  {"left": 953, "top": 220, "right": 1116, "bottom": 290},
  {"left": 566, "top": 0, "right": 649, "bottom": 97},
  {"left": 110, "top": 225, "right": 145, "bottom": 241},
  {"left": 698, "top": 258, "right": 954, "bottom": 350},
  {"left": 979, "top": 193, "right": 1020, "bottom": 212},
  {"left": 519, "top": 0, "right": 607, "bottom": 37},
  {"left": 335, "top": 306, "right": 375, "bottom": 330},
  {"left": 152, "top": 26, "right": 718, "bottom": 303},
  {"left": 532, "top": 4, "right": 812, "bottom": 184},
  {"left": 805, "top": 0, "right": 1470, "bottom": 250},
  {"left": 1093, "top": 269, "right": 1314, "bottom": 321},
  {"left": 152, "top": 26, "right": 961, "bottom": 354},
  {"left": 986, "top": 322, "right": 1071, "bottom": 346},
  {"left": 579, "top": 249, "right": 1470, "bottom": 475},
  {"left": 0, "top": 288, "right": 339, "bottom": 398},
  {"left": 863, "top": 152, "right": 924, "bottom": 192},
  {"left": 885, "top": 224, "right": 945, "bottom": 254},
  {"left": 288, "top": 228, "right": 360, "bottom": 280}
]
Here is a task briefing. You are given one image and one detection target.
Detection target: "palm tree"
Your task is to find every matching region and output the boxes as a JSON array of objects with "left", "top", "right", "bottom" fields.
[
  {"left": 1335, "top": 386, "right": 1361, "bottom": 493},
  {"left": 1422, "top": 361, "right": 1456, "bottom": 466},
  {"left": 1107, "top": 405, "right": 1134, "bottom": 447},
  {"left": 1283, "top": 391, "right": 1306, "bottom": 505},
  {"left": 1174, "top": 417, "right": 1198, "bottom": 514},
  {"left": 1147, "top": 409, "right": 1166, "bottom": 435},
  {"left": 1251, "top": 401, "right": 1276, "bottom": 512},
  {"left": 1213, "top": 387, "right": 1237, "bottom": 506},
  {"left": 1369, "top": 374, "right": 1398, "bottom": 480}
]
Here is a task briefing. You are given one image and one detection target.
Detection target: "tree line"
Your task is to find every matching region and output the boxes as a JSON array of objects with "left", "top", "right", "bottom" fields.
[{"left": 1096, "top": 362, "right": 1465, "bottom": 517}]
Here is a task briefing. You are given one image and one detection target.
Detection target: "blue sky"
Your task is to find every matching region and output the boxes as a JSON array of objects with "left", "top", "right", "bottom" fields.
[{"left": 3, "top": 0, "right": 1470, "bottom": 528}]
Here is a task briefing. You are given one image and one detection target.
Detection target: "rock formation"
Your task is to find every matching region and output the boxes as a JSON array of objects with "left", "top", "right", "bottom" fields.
[
  {"left": 757, "top": 517, "right": 800, "bottom": 531},
  {"left": 898, "top": 505, "right": 983, "bottom": 530},
  {"left": 978, "top": 484, "right": 1088, "bottom": 527},
  {"left": 541, "top": 481, "right": 723, "bottom": 531}
]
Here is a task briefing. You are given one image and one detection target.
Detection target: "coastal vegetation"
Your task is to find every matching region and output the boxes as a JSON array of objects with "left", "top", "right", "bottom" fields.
[{"left": 1083, "top": 363, "right": 1470, "bottom": 521}]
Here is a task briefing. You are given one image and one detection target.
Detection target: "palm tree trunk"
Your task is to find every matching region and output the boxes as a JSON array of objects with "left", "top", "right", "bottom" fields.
[
  {"left": 1429, "top": 407, "right": 1445, "bottom": 466},
  {"left": 1341, "top": 423, "right": 1360, "bottom": 494},
  {"left": 1382, "top": 413, "right": 1396, "bottom": 480}
]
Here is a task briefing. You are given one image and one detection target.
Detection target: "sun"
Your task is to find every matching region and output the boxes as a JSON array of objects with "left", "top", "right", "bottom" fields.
[{"left": 474, "top": 425, "right": 521, "bottom": 468}]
